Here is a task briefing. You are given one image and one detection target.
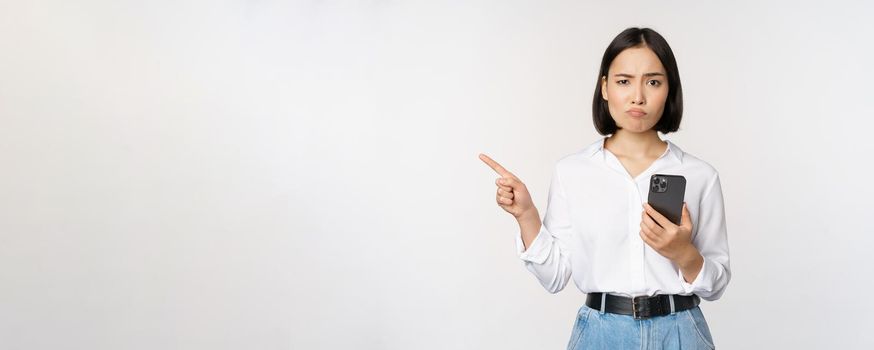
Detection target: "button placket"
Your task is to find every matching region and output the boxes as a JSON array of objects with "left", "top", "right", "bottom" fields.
[{"left": 628, "top": 178, "right": 645, "bottom": 294}]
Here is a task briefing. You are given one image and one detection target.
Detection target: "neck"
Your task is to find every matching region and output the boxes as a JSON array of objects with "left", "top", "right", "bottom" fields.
[{"left": 605, "top": 129, "right": 666, "bottom": 158}]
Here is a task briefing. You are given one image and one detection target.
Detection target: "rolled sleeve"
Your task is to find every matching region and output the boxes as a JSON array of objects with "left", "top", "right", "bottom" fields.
[
  {"left": 516, "top": 225, "right": 554, "bottom": 264},
  {"left": 678, "top": 257, "right": 712, "bottom": 292}
]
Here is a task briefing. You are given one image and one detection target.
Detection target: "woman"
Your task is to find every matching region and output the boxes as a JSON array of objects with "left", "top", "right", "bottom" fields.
[{"left": 479, "top": 27, "right": 730, "bottom": 349}]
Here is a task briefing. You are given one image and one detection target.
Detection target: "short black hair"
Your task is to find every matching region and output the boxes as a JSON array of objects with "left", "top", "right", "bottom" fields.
[{"left": 592, "top": 27, "right": 683, "bottom": 135}]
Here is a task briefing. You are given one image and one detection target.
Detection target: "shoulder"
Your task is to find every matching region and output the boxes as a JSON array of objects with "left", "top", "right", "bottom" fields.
[
  {"left": 553, "top": 137, "right": 604, "bottom": 171},
  {"left": 667, "top": 140, "right": 722, "bottom": 191},
  {"left": 679, "top": 149, "right": 720, "bottom": 178}
]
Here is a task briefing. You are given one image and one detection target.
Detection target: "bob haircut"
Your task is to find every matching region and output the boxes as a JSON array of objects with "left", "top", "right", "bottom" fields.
[{"left": 592, "top": 27, "right": 683, "bottom": 135}]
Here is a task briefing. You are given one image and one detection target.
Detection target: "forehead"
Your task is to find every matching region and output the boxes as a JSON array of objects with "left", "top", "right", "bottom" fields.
[{"left": 608, "top": 46, "right": 666, "bottom": 74}]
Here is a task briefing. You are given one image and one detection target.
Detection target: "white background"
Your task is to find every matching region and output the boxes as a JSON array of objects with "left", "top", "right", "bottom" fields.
[{"left": 2, "top": 0, "right": 873, "bottom": 349}]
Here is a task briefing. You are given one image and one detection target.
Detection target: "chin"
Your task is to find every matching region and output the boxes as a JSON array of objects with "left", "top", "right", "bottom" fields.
[{"left": 618, "top": 122, "right": 655, "bottom": 134}]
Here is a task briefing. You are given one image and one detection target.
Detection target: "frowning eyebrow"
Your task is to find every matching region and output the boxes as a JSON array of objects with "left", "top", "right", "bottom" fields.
[{"left": 613, "top": 72, "right": 666, "bottom": 78}]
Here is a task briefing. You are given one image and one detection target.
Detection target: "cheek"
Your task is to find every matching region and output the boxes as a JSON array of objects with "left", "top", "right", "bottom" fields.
[
  {"left": 652, "top": 84, "right": 669, "bottom": 103},
  {"left": 606, "top": 87, "right": 626, "bottom": 103},
  {"left": 605, "top": 89, "right": 626, "bottom": 114},
  {"left": 651, "top": 89, "right": 669, "bottom": 113}
]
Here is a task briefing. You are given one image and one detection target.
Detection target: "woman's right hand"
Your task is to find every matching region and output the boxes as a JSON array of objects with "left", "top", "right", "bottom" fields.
[{"left": 479, "top": 153, "right": 538, "bottom": 220}]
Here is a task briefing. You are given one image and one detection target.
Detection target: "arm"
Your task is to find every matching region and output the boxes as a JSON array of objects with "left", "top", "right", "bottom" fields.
[
  {"left": 517, "top": 210, "right": 541, "bottom": 251},
  {"left": 678, "top": 174, "right": 732, "bottom": 301},
  {"left": 515, "top": 164, "right": 575, "bottom": 294},
  {"left": 676, "top": 246, "right": 704, "bottom": 284}
]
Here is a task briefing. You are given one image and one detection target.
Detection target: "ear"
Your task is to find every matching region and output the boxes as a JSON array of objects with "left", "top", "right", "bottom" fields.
[{"left": 600, "top": 76, "right": 608, "bottom": 101}]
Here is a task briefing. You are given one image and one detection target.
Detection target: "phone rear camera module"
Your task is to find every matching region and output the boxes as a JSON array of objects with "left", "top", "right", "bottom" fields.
[{"left": 652, "top": 175, "right": 668, "bottom": 193}]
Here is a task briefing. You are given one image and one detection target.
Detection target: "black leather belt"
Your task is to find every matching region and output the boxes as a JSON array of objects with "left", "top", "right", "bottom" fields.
[{"left": 585, "top": 292, "right": 700, "bottom": 320}]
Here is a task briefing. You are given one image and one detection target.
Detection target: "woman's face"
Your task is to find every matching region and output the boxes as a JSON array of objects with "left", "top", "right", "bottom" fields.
[{"left": 601, "top": 45, "right": 669, "bottom": 134}]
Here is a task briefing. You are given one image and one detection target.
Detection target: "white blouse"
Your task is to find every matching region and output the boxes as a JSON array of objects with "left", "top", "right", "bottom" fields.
[{"left": 516, "top": 136, "right": 731, "bottom": 301}]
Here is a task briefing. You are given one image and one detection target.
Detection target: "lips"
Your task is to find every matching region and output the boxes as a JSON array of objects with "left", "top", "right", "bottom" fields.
[{"left": 627, "top": 109, "right": 647, "bottom": 117}]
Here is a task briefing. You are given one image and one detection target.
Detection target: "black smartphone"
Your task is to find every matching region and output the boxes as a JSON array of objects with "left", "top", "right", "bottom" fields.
[{"left": 647, "top": 174, "right": 686, "bottom": 225}]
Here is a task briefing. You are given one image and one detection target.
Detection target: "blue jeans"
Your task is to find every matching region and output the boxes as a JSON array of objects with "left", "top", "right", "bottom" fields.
[{"left": 566, "top": 304, "right": 716, "bottom": 350}]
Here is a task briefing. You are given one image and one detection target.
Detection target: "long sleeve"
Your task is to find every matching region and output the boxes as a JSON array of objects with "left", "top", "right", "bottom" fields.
[
  {"left": 678, "top": 173, "right": 732, "bottom": 301},
  {"left": 515, "top": 164, "right": 575, "bottom": 294}
]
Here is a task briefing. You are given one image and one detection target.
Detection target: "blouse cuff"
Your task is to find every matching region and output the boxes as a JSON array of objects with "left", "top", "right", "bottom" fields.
[
  {"left": 515, "top": 224, "right": 552, "bottom": 264},
  {"left": 679, "top": 256, "right": 709, "bottom": 294}
]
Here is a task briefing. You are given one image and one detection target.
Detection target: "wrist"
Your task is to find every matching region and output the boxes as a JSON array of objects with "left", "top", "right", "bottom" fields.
[
  {"left": 676, "top": 244, "right": 702, "bottom": 269},
  {"left": 517, "top": 208, "right": 540, "bottom": 224}
]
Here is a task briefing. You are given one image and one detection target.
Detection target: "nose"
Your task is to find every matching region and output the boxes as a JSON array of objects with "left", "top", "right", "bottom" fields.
[{"left": 632, "top": 85, "right": 646, "bottom": 105}]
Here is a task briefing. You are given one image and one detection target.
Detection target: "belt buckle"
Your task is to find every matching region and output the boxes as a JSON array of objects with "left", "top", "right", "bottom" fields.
[{"left": 631, "top": 296, "right": 649, "bottom": 320}]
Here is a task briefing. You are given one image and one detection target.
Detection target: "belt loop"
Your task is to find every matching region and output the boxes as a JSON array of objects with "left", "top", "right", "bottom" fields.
[
  {"left": 600, "top": 293, "right": 607, "bottom": 314},
  {"left": 669, "top": 295, "right": 676, "bottom": 315}
]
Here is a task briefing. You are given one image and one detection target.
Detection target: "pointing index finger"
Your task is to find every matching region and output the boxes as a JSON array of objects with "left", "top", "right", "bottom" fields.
[{"left": 478, "top": 153, "right": 514, "bottom": 178}]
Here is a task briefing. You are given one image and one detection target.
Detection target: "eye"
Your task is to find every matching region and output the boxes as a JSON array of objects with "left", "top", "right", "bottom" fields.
[
  {"left": 616, "top": 79, "right": 629, "bottom": 85},
  {"left": 647, "top": 79, "right": 662, "bottom": 86}
]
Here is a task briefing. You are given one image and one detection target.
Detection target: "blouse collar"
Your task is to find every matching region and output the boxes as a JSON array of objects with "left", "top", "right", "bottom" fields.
[{"left": 584, "top": 136, "right": 684, "bottom": 163}]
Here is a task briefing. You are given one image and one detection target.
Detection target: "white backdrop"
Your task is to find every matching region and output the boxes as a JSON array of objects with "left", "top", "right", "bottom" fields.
[{"left": 2, "top": 1, "right": 873, "bottom": 349}]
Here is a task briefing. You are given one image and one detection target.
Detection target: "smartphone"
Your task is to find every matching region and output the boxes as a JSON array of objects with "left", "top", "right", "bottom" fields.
[{"left": 647, "top": 174, "right": 686, "bottom": 226}]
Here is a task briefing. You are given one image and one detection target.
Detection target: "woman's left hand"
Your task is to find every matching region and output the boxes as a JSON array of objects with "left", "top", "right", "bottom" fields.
[{"left": 640, "top": 202, "right": 695, "bottom": 262}]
